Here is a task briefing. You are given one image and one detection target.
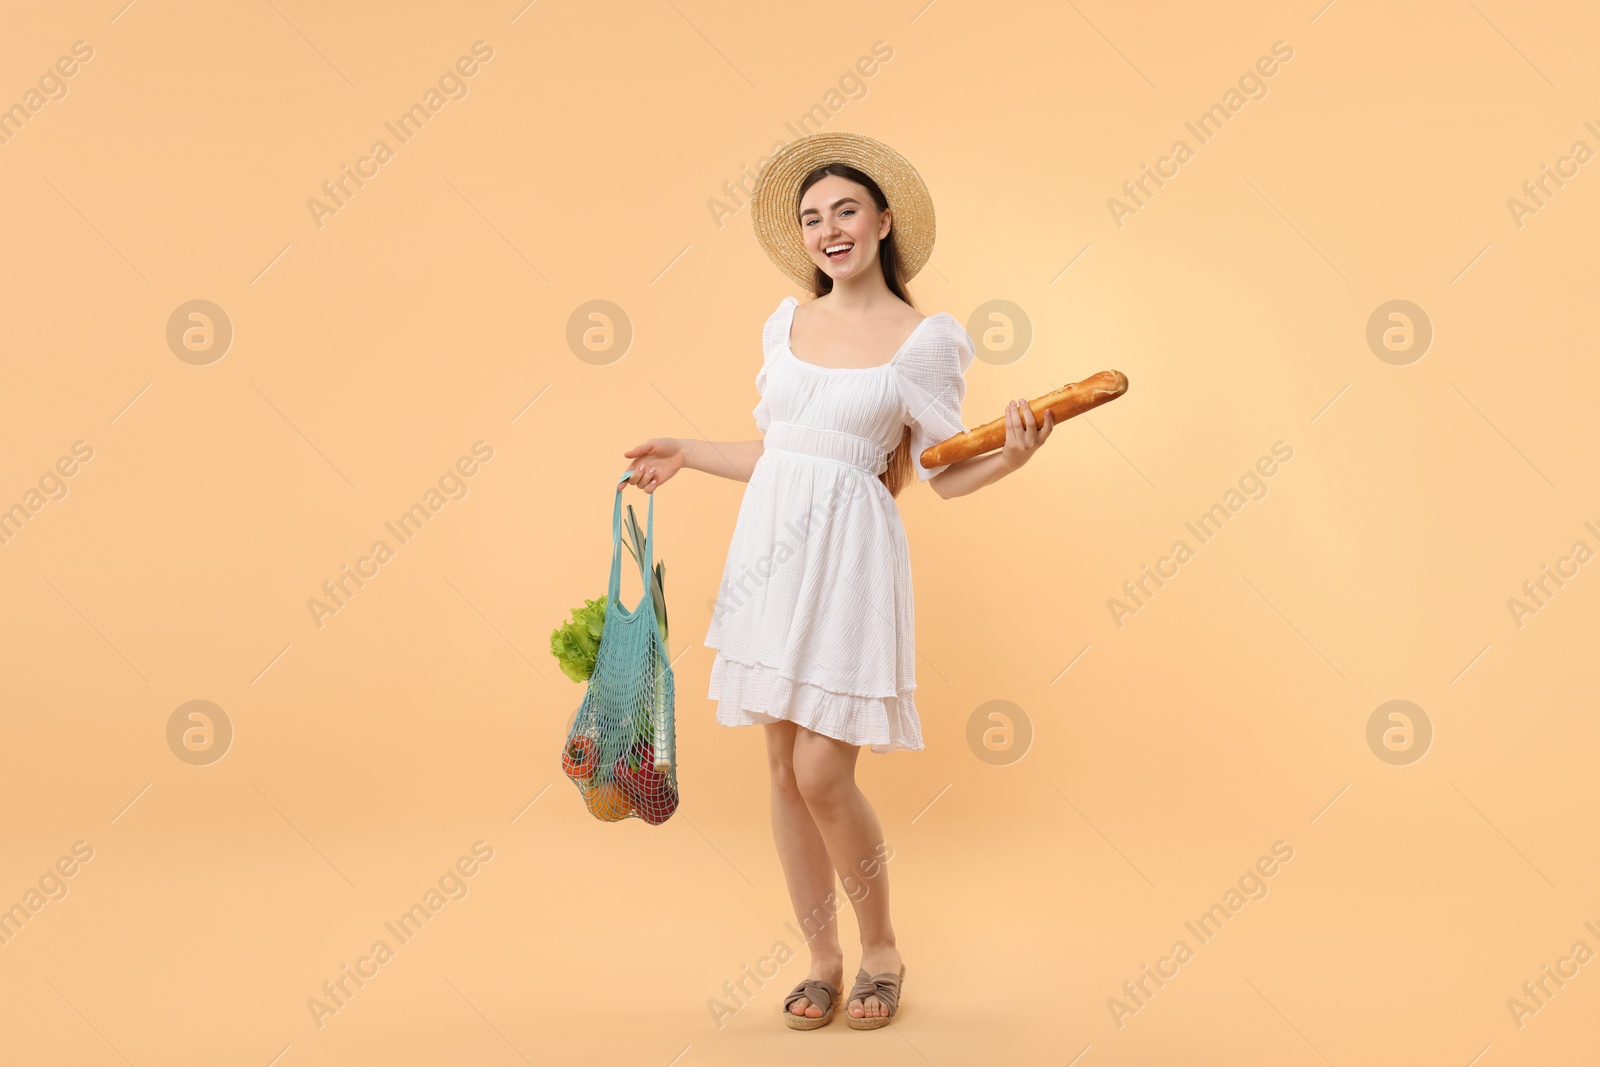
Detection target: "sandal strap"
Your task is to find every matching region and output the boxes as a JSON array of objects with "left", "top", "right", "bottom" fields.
[
  {"left": 783, "top": 978, "right": 837, "bottom": 1014},
  {"left": 847, "top": 965, "right": 904, "bottom": 1016}
]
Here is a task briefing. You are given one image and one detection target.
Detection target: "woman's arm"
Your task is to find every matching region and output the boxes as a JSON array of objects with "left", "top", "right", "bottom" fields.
[
  {"left": 928, "top": 397, "right": 1055, "bottom": 499},
  {"left": 623, "top": 437, "right": 762, "bottom": 493},
  {"left": 929, "top": 450, "right": 1016, "bottom": 499},
  {"left": 682, "top": 438, "right": 764, "bottom": 483}
]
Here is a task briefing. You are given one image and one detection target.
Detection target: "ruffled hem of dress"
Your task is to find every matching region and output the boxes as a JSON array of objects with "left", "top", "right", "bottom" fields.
[{"left": 707, "top": 652, "right": 923, "bottom": 754}]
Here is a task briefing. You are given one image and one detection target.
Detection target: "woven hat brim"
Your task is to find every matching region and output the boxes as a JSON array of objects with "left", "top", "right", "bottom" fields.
[{"left": 750, "top": 132, "right": 935, "bottom": 291}]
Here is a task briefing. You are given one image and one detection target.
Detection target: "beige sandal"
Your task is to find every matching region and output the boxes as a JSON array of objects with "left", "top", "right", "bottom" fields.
[
  {"left": 781, "top": 977, "right": 839, "bottom": 1030},
  {"left": 845, "top": 963, "right": 905, "bottom": 1030}
]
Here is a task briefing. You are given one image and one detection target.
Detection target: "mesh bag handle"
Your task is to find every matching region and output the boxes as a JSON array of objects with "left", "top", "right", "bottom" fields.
[{"left": 559, "top": 475, "right": 679, "bottom": 824}]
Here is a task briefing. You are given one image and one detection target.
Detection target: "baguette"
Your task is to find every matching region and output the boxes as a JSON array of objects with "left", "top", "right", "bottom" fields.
[{"left": 918, "top": 370, "right": 1129, "bottom": 470}]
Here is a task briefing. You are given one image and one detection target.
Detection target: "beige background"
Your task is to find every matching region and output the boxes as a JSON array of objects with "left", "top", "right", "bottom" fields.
[{"left": 2, "top": 0, "right": 1596, "bottom": 1063}]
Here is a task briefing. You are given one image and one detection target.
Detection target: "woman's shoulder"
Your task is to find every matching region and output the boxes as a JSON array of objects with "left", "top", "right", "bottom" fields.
[
  {"left": 777, "top": 294, "right": 960, "bottom": 340},
  {"left": 764, "top": 294, "right": 800, "bottom": 327},
  {"left": 760, "top": 295, "right": 799, "bottom": 357},
  {"left": 897, "top": 309, "right": 975, "bottom": 374},
  {"left": 912, "top": 308, "right": 963, "bottom": 338},
  {"left": 760, "top": 295, "right": 971, "bottom": 367}
]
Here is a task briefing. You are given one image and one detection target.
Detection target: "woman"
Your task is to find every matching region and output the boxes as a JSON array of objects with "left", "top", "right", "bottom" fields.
[{"left": 622, "top": 133, "right": 1053, "bottom": 1030}]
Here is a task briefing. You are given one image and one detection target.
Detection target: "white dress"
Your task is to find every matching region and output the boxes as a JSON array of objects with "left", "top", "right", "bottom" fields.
[{"left": 703, "top": 295, "right": 975, "bottom": 753}]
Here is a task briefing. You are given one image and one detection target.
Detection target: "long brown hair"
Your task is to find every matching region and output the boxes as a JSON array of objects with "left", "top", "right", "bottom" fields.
[{"left": 795, "top": 163, "right": 918, "bottom": 499}]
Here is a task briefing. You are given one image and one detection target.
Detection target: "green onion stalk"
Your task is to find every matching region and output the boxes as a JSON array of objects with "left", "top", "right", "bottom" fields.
[{"left": 620, "top": 503, "right": 670, "bottom": 768}]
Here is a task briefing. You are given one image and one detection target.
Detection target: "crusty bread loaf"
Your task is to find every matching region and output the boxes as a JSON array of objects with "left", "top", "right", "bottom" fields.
[{"left": 919, "top": 370, "right": 1128, "bottom": 470}]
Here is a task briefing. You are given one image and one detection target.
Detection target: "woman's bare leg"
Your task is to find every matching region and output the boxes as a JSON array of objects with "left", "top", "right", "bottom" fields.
[
  {"left": 764, "top": 720, "right": 844, "bottom": 1018},
  {"left": 790, "top": 724, "right": 903, "bottom": 1021}
]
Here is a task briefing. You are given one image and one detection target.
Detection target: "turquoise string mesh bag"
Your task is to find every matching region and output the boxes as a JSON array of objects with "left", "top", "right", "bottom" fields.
[{"left": 560, "top": 475, "right": 679, "bottom": 824}]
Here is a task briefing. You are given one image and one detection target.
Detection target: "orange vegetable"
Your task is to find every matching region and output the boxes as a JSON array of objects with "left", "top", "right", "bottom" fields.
[{"left": 584, "top": 780, "right": 633, "bottom": 822}]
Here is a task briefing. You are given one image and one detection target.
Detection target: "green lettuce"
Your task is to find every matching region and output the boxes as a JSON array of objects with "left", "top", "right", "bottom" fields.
[{"left": 550, "top": 595, "right": 606, "bottom": 682}]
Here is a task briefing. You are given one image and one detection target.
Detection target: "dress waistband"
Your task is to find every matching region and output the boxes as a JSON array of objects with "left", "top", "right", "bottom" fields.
[{"left": 763, "top": 420, "right": 888, "bottom": 475}]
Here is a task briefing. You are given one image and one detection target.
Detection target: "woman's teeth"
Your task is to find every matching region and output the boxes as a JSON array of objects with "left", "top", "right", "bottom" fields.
[{"left": 825, "top": 244, "right": 852, "bottom": 260}]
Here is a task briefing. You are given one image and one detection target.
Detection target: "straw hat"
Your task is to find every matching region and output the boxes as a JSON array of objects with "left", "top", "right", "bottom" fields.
[{"left": 750, "top": 132, "right": 936, "bottom": 291}]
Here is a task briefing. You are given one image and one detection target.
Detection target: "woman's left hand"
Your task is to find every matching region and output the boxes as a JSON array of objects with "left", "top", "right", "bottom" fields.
[{"left": 1000, "top": 398, "right": 1054, "bottom": 470}]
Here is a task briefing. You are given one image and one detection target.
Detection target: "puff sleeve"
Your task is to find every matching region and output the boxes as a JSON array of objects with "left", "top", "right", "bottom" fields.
[
  {"left": 753, "top": 358, "right": 772, "bottom": 434},
  {"left": 753, "top": 297, "right": 793, "bottom": 435},
  {"left": 898, "top": 317, "right": 976, "bottom": 481}
]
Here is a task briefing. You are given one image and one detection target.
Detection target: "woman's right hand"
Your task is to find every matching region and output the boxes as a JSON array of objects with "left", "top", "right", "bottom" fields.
[{"left": 622, "top": 438, "right": 685, "bottom": 493}]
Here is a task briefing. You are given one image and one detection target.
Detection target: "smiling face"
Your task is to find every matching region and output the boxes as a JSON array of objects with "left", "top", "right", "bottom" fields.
[{"left": 796, "top": 174, "right": 892, "bottom": 282}]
